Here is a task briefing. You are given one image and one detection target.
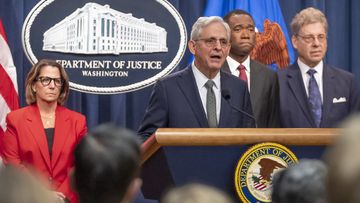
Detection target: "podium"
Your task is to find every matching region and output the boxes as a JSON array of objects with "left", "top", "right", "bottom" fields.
[{"left": 138, "top": 128, "right": 339, "bottom": 203}]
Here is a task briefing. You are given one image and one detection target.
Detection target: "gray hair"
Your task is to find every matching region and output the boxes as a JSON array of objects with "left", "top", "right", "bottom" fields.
[
  {"left": 272, "top": 159, "right": 328, "bottom": 203},
  {"left": 190, "top": 16, "right": 230, "bottom": 41},
  {"left": 290, "top": 7, "right": 328, "bottom": 35}
]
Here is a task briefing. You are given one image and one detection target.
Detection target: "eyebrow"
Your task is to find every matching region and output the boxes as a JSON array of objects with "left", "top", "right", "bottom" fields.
[
  {"left": 298, "top": 33, "right": 326, "bottom": 36},
  {"left": 38, "top": 75, "right": 61, "bottom": 78}
]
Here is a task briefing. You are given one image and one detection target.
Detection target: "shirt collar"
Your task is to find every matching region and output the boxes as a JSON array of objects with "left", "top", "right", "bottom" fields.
[
  {"left": 298, "top": 58, "right": 323, "bottom": 76},
  {"left": 192, "top": 62, "right": 221, "bottom": 90},
  {"left": 226, "top": 55, "right": 251, "bottom": 73}
]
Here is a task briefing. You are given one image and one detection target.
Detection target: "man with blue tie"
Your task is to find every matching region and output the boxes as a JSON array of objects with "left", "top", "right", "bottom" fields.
[
  {"left": 138, "top": 16, "right": 255, "bottom": 141},
  {"left": 278, "top": 7, "right": 360, "bottom": 128}
]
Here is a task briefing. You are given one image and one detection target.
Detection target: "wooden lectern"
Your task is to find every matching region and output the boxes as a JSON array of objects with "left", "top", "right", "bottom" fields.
[{"left": 138, "top": 128, "right": 339, "bottom": 203}]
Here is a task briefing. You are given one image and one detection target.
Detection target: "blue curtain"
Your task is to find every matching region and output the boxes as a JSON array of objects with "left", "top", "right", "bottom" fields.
[{"left": 1, "top": 0, "right": 359, "bottom": 131}]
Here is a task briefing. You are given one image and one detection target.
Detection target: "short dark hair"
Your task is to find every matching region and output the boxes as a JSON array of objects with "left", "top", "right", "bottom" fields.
[
  {"left": 271, "top": 159, "right": 327, "bottom": 203},
  {"left": 73, "top": 123, "right": 141, "bottom": 203},
  {"left": 223, "top": 9, "right": 254, "bottom": 24}
]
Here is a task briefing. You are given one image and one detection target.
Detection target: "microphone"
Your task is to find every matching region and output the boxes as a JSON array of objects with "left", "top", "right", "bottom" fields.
[{"left": 221, "top": 89, "right": 257, "bottom": 128}]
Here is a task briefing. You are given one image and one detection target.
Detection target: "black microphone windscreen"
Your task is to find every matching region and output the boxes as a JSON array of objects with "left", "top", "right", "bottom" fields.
[{"left": 221, "top": 89, "right": 231, "bottom": 100}]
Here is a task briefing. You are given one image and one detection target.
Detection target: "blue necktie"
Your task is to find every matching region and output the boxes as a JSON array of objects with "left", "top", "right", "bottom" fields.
[{"left": 307, "top": 69, "right": 322, "bottom": 127}]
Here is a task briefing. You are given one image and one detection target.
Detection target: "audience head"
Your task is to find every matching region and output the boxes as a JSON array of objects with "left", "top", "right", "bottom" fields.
[
  {"left": 290, "top": 7, "right": 328, "bottom": 67},
  {"left": 188, "top": 16, "right": 231, "bottom": 78},
  {"left": 271, "top": 159, "right": 327, "bottom": 203},
  {"left": 73, "top": 123, "right": 142, "bottom": 203},
  {"left": 25, "top": 59, "right": 69, "bottom": 105},
  {"left": 326, "top": 115, "right": 360, "bottom": 203},
  {"left": 224, "top": 9, "right": 256, "bottom": 60},
  {"left": 0, "top": 166, "right": 55, "bottom": 203},
  {"left": 161, "top": 183, "right": 233, "bottom": 203}
]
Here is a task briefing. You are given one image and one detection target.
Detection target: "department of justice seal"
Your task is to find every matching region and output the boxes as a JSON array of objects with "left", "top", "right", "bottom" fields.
[
  {"left": 22, "top": 0, "right": 187, "bottom": 94},
  {"left": 234, "top": 143, "right": 298, "bottom": 203}
]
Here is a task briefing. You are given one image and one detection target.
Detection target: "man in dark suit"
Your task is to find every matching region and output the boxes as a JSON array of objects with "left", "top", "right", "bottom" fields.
[
  {"left": 278, "top": 7, "right": 360, "bottom": 128},
  {"left": 222, "top": 10, "right": 280, "bottom": 128},
  {"left": 138, "top": 16, "right": 255, "bottom": 141}
]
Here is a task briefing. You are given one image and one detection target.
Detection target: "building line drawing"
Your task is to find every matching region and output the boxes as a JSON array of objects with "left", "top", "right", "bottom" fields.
[{"left": 43, "top": 2, "right": 168, "bottom": 55}]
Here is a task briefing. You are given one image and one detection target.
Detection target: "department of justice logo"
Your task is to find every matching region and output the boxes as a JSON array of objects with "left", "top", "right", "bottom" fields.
[
  {"left": 234, "top": 143, "right": 298, "bottom": 203},
  {"left": 22, "top": 0, "right": 187, "bottom": 94}
]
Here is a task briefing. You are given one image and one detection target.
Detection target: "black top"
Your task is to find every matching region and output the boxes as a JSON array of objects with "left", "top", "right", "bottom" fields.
[{"left": 44, "top": 128, "right": 54, "bottom": 158}]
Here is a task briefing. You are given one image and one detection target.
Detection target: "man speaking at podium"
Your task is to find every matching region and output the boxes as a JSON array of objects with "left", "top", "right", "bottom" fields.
[{"left": 138, "top": 16, "right": 255, "bottom": 141}]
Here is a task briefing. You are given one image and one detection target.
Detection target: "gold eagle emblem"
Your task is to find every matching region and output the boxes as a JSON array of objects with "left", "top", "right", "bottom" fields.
[{"left": 251, "top": 19, "right": 290, "bottom": 69}]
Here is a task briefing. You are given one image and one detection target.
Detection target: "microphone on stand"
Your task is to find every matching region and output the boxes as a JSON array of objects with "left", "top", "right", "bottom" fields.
[{"left": 221, "top": 89, "right": 257, "bottom": 128}]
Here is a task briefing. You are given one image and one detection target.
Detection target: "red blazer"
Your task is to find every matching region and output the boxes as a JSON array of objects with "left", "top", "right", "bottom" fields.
[{"left": 1, "top": 104, "right": 87, "bottom": 203}]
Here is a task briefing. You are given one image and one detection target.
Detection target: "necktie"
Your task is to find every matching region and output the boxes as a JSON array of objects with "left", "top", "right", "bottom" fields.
[
  {"left": 205, "top": 80, "right": 217, "bottom": 128},
  {"left": 307, "top": 69, "right": 322, "bottom": 127},
  {"left": 238, "top": 64, "right": 248, "bottom": 84}
]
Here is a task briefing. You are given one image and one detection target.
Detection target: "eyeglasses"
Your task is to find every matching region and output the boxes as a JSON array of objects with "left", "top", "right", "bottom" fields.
[
  {"left": 36, "top": 76, "right": 63, "bottom": 87},
  {"left": 195, "top": 38, "right": 229, "bottom": 48},
  {"left": 297, "top": 34, "right": 327, "bottom": 44}
]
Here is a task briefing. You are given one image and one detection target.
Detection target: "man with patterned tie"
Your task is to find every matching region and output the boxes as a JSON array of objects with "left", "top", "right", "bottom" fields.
[
  {"left": 138, "top": 16, "right": 255, "bottom": 141},
  {"left": 222, "top": 9, "right": 280, "bottom": 128},
  {"left": 278, "top": 7, "right": 360, "bottom": 128}
]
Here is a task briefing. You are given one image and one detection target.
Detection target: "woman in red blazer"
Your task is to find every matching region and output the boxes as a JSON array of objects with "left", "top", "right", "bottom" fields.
[{"left": 1, "top": 59, "right": 87, "bottom": 203}]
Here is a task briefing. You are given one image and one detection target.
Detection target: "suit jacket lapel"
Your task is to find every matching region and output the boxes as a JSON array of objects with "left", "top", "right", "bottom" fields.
[
  {"left": 26, "top": 105, "right": 52, "bottom": 171},
  {"left": 321, "top": 65, "right": 335, "bottom": 127},
  {"left": 249, "top": 60, "right": 261, "bottom": 103},
  {"left": 176, "top": 66, "right": 208, "bottom": 127},
  {"left": 218, "top": 71, "right": 232, "bottom": 127},
  {"left": 287, "top": 64, "right": 316, "bottom": 127},
  {"left": 51, "top": 106, "right": 70, "bottom": 168},
  {"left": 222, "top": 61, "right": 232, "bottom": 73}
]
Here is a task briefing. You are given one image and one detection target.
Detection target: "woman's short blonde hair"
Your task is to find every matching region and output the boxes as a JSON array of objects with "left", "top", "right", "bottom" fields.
[{"left": 25, "top": 59, "right": 70, "bottom": 105}]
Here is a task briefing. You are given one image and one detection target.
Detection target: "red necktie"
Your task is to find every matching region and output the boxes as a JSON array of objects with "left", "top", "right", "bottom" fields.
[{"left": 238, "top": 64, "right": 248, "bottom": 84}]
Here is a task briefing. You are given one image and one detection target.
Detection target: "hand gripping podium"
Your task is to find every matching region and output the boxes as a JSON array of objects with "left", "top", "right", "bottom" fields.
[{"left": 138, "top": 128, "right": 339, "bottom": 203}]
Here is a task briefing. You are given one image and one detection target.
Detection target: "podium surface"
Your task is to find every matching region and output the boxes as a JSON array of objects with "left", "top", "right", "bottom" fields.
[{"left": 137, "top": 128, "right": 339, "bottom": 203}]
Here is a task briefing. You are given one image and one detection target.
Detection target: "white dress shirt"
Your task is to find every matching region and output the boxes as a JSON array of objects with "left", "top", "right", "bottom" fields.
[
  {"left": 298, "top": 59, "right": 324, "bottom": 102},
  {"left": 226, "top": 55, "right": 251, "bottom": 92},
  {"left": 192, "top": 63, "right": 221, "bottom": 123}
]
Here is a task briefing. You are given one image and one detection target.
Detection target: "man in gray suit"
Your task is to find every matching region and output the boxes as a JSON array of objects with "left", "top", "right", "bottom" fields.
[{"left": 223, "top": 10, "right": 280, "bottom": 127}]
